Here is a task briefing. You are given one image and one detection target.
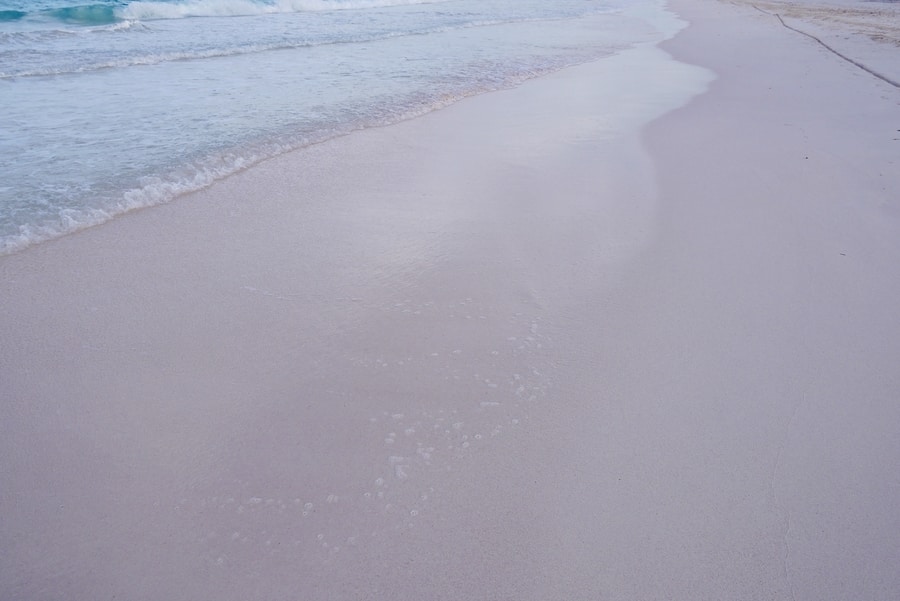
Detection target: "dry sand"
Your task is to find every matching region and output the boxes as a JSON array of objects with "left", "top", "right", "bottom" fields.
[
  {"left": 589, "top": 0, "right": 900, "bottom": 597},
  {"left": 734, "top": 0, "right": 900, "bottom": 86},
  {"left": 2, "top": 0, "right": 899, "bottom": 599}
]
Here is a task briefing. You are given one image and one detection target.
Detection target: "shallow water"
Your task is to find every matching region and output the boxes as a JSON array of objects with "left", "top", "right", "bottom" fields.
[{"left": 0, "top": 0, "right": 672, "bottom": 254}]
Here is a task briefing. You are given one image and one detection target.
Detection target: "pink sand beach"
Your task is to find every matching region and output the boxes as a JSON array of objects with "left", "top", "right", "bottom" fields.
[{"left": 2, "top": 0, "right": 899, "bottom": 598}]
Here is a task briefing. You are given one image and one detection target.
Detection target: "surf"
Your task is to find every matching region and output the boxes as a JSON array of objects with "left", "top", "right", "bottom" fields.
[
  {"left": 117, "top": 0, "right": 450, "bottom": 21},
  {"left": 0, "top": 0, "right": 452, "bottom": 26}
]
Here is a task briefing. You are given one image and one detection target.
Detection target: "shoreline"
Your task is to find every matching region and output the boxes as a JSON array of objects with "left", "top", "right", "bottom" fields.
[
  {"left": 1, "top": 32, "right": 710, "bottom": 599},
  {"left": 0, "top": 1, "right": 666, "bottom": 258},
  {"left": 3, "top": 0, "right": 900, "bottom": 598}
]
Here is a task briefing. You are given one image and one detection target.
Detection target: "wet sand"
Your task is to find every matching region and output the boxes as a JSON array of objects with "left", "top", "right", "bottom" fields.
[{"left": 2, "top": 0, "right": 899, "bottom": 599}]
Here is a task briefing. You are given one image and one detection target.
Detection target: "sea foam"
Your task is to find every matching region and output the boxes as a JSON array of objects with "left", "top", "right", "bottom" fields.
[
  {"left": 116, "top": 0, "right": 448, "bottom": 21},
  {"left": 0, "top": 0, "right": 661, "bottom": 255}
]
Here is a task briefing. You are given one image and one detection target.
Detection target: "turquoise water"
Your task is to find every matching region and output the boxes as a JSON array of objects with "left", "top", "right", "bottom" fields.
[{"left": 0, "top": 0, "right": 666, "bottom": 254}]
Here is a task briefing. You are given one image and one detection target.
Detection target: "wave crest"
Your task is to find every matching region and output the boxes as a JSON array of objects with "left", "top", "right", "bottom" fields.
[{"left": 0, "top": 0, "right": 448, "bottom": 26}]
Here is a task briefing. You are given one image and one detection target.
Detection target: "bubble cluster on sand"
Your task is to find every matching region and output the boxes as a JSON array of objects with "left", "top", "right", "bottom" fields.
[{"left": 177, "top": 296, "right": 556, "bottom": 567}]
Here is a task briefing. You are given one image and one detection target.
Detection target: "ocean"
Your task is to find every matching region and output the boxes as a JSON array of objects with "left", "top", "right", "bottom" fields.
[{"left": 0, "top": 0, "right": 670, "bottom": 255}]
